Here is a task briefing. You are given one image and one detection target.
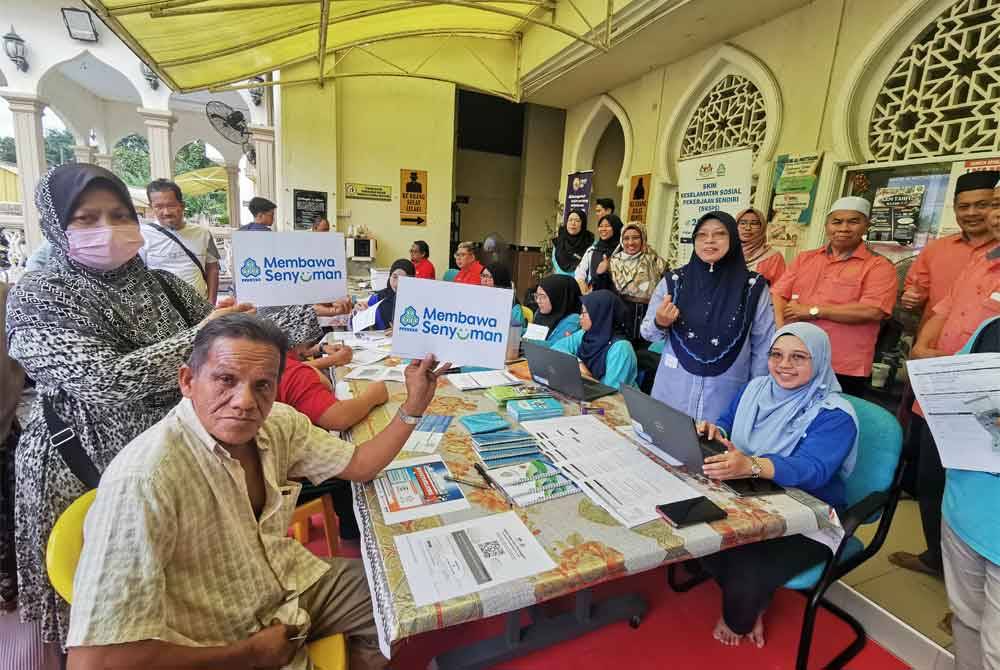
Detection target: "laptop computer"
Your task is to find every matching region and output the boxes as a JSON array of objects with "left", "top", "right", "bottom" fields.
[
  {"left": 522, "top": 340, "right": 617, "bottom": 402},
  {"left": 621, "top": 386, "right": 785, "bottom": 497}
]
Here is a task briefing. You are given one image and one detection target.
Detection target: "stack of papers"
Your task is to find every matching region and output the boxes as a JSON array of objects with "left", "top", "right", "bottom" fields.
[
  {"left": 472, "top": 430, "right": 544, "bottom": 470},
  {"left": 401, "top": 415, "right": 453, "bottom": 454},
  {"left": 447, "top": 370, "right": 522, "bottom": 391},
  {"left": 485, "top": 384, "right": 553, "bottom": 405},
  {"left": 523, "top": 415, "right": 700, "bottom": 527},
  {"left": 345, "top": 365, "right": 406, "bottom": 383},
  {"left": 459, "top": 412, "right": 509, "bottom": 435},
  {"left": 507, "top": 397, "right": 564, "bottom": 422}
]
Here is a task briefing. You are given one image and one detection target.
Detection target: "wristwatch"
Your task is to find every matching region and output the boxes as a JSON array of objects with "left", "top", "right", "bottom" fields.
[
  {"left": 808, "top": 306, "right": 820, "bottom": 319},
  {"left": 396, "top": 408, "right": 423, "bottom": 425},
  {"left": 749, "top": 456, "right": 762, "bottom": 479}
]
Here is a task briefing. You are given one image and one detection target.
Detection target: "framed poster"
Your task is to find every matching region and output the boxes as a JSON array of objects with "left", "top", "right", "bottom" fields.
[
  {"left": 627, "top": 174, "right": 650, "bottom": 225},
  {"left": 293, "top": 189, "right": 328, "bottom": 230}
]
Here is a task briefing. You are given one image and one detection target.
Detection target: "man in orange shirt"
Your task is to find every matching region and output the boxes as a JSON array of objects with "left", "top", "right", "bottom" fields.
[
  {"left": 772, "top": 196, "right": 897, "bottom": 397},
  {"left": 892, "top": 174, "right": 1000, "bottom": 578},
  {"left": 901, "top": 171, "right": 1000, "bottom": 321}
]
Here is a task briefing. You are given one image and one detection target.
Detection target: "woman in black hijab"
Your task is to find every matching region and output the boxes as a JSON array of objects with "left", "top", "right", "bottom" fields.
[
  {"left": 480, "top": 262, "right": 524, "bottom": 326},
  {"left": 363, "top": 258, "right": 415, "bottom": 329},
  {"left": 533, "top": 274, "right": 583, "bottom": 344},
  {"left": 581, "top": 214, "right": 624, "bottom": 292},
  {"left": 552, "top": 208, "right": 594, "bottom": 275}
]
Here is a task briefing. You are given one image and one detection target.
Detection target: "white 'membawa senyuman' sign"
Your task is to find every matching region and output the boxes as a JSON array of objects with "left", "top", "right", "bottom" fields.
[
  {"left": 231, "top": 231, "right": 348, "bottom": 307},
  {"left": 390, "top": 277, "right": 513, "bottom": 369}
]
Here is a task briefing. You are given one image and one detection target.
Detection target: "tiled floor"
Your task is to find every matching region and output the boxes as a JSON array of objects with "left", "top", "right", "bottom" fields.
[{"left": 846, "top": 498, "right": 953, "bottom": 649}]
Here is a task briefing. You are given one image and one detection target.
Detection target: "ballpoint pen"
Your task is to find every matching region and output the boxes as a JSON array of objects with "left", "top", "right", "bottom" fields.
[{"left": 444, "top": 475, "right": 490, "bottom": 490}]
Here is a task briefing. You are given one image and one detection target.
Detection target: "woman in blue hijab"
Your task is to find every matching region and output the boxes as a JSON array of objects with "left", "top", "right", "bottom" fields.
[
  {"left": 640, "top": 210, "right": 775, "bottom": 421},
  {"left": 696, "top": 322, "right": 859, "bottom": 649},
  {"left": 551, "top": 289, "right": 637, "bottom": 389}
]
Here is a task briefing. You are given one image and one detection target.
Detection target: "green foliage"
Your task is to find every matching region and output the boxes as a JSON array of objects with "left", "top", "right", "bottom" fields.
[
  {"left": 0, "top": 137, "right": 15, "bottom": 164},
  {"left": 44, "top": 129, "right": 76, "bottom": 168},
  {"left": 175, "top": 141, "right": 226, "bottom": 223},
  {"left": 113, "top": 133, "right": 151, "bottom": 188}
]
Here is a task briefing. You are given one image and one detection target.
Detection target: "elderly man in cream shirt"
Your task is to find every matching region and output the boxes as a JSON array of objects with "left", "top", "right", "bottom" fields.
[{"left": 66, "top": 313, "right": 450, "bottom": 670}]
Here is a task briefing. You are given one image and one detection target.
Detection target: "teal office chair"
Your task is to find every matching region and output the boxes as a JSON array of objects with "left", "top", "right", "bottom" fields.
[
  {"left": 443, "top": 268, "right": 459, "bottom": 282},
  {"left": 669, "top": 395, "right": 905, "bottom": 670}
]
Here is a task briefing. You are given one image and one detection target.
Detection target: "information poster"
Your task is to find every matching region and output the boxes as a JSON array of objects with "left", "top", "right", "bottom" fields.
[
  {"left": 232, "top": 231, "right": 347, "bottom": 307},
  {"left": 292, "top": 189, "right": 328, "bottom": 230},
  {"left": 938, "top": 156, "right": 1000, "bottom": 236},
  {"left": 400, "top": 169, "right": 428, "bottom": 226},
  {"left": 767, "top": 153, "right": 823, "bottom": 248},
  {"left": 627, "top": 174, "right": 650, "bottom": 225},
  {"left": 563, "top": 170, "right": 594, "bottom": 226},
  {"left": 345, "top": 182, "right": 392, "bottom": 202},
  {"left": 676, "top": 148, "right": 753, "bottom": 259},
  {"left": 869, "top": 185, "right": 925, "bottom": 244},
  {"left": 391, "top": 277, "right": 513, "bottom": 369}
]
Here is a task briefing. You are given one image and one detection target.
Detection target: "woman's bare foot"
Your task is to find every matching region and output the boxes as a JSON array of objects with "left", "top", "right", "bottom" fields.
[
  {"left": 713, "top": 617, "right": 742, "bottom": 646},
  {"left": 748, "top": 613, "right": 765, "bottom": 648}
]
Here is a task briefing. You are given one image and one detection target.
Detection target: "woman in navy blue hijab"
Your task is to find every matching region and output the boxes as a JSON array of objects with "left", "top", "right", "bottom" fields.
[{"left": 552, "top": 289, "right": 637, "bottom": 389}]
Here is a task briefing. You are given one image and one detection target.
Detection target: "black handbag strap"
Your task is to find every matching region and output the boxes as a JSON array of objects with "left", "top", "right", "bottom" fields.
[
  {"left": 150, "top": 271, "right": 195, "bottom": 327},
  {"left": 42, "top": 397, "right": 100, "bottom": 490},
  {"left": 147, "top": 222, "right": 207, "bottom": 282}
]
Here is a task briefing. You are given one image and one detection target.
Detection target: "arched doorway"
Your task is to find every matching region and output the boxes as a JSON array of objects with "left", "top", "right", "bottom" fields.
[{"left": 591, "top": 118, "right": 626, "bottom": 218}]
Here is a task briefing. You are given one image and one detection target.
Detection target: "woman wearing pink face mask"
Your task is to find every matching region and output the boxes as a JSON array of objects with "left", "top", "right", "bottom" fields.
[{"left": 4, "top": 164, "right": 322, "bottom": 657}]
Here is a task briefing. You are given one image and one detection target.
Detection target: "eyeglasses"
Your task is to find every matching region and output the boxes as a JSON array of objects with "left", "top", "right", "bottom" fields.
[
  {"left": 955, "top": 201, "right": 996, "bottom": 213},
  {"left": 737, "top": 219, "right": 763, "bottom": 229},
  {"left": 767, "top": 350, "right": 812, "bottom": 366}
]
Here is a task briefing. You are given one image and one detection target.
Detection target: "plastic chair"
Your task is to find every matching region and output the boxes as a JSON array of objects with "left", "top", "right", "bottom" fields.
[
  {"left": 290, "top": 493, "right": 340, "bottom": 558},
  {"left": 520, "top": 305, "right": 534, "bottom": 324},
  {"left": 668, "top": 395, "right": 904, "bottom": 670},
  {"left": 47, "top": 490, "right": 349, "bottom": 669},
  {"left": 443, "top": 268, "right": 459, "bottom": 282}
]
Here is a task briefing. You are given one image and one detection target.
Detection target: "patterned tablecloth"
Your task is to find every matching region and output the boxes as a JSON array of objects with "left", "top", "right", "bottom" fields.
[{"left": 344, "top": 360, "right": 837, "bottom": 654}]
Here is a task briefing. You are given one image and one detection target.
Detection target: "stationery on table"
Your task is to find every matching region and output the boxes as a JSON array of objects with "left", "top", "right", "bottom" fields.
[
  {"left": 459, "top": 411, "right": 510, "bottom": 435},
  {"left": 523, "top": 323, "right": 550, "bottom": 341},
  {"left": 908, "top": 352, "right": 1000, "bottom": 472},
  {"left": 506, "top": 397, "right": 564, "bottom": 422},
  {"left": 352, "top": 300, "right": 382, "bottom": 333},
  {"left": 447, "top": 370, "right": 523, "bottom": 392},
  {"left": 348, "top": 348, "right": 389, "bottom": 366},
  {"left": 325, "top": 331, "right": 393, "bottom": 351},
  {"left": 373, "top": 455, "right": 470, "bottom": 524},
  {"left": 402, "top": 414, "right": 453, "bottom": 454},
  {"left": 497, "top": 474, "right": 580, "bottom": 507},
  {"left": 394, "top": 511, "right": 556, "bottom": 607},
  {"left": 485, "top": 385, "right": 553, "bottom": 406},
  {"left": 488, "top": 457, "right": 561, "bottom": 485},
  {"left": 522, "top": 415, "right": 700, "bottom": 527}
]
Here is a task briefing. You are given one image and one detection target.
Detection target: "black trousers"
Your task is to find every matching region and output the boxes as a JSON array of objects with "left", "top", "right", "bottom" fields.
[
  {"left": 912, "top": 415, "right": 945, "bottom": 571},
  {"left": 699, "top": 535, "right": 831, "bottom": 635},
  {"left": 836, "top": 373, "right": 868, "bottom": 398}
]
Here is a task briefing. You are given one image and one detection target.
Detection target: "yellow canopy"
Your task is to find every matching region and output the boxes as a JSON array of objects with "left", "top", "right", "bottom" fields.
[
  {"left": 174, "top": 165, "right": 228, "bottom": 196},
  {"left": 83, "top": 0, "right": 612, "bottom": 100}
]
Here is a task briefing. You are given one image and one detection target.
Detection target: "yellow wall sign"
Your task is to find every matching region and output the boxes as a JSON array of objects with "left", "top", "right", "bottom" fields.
[
  {"left": 400, "top": 169, "right": 428, "bottom": 226},
  {"left": 345, "top": 182, "right": 392, "bottom": 201},
  {"left": 627, "top": 174, "right": 650, "bottom": 226}
]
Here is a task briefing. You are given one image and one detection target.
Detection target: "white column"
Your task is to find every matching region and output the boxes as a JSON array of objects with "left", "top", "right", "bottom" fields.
[
  {"left": 94, "top": 153, "right": 114, "bottom": 170},
  {"left": 249, "top": 125, "right": 275, "bottom": 201},
  {"left": 2, "top": 93, "right": 47, "bottom": 254},
  {"left": 73, "top": 144, "right": 96, "bottom": 164},
  {"left": 224, "top": 164, "right": 241, "bottom": 228},
  {"left": 138, "top": 108, "right": 176, "bottom": 180}
]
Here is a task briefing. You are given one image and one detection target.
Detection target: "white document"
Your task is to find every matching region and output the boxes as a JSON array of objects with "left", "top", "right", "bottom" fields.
[
  {"left": 353, "top": 299, "right": 382, "bottom": 333},
  {"left": 523, "top": 323, "right": 550, "bottom": 341},
  {"left": 391, "top": 277, "right": 514, "bottom": 369},
  {"left": 373, "top": 455, "right": 470, "bottom": 524},
  {"left": 350, "top": 349, "right": 389, "bottom": 366},
  {"left": 345, "top": 365, "right": 406, "bottom": 383},
  {"left": 232, "top": 231, "right": 348, "bottom": 307},
  {"left": 394, "top": 511, "right": 556, "bottom": 607},
  {"left": 448, "top": 370, "right": 522, "bottom": 391},
  {"left": 908, "top": 354, "right": 1000, "bottom": 472},
  {"left": 523, "top": 416, "right": 700, "bottom": 527}
]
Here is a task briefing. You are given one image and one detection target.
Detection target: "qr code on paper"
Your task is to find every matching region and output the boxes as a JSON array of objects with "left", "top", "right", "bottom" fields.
[{"left": 477, "top": 540, "right": 504, "bottom": 558}]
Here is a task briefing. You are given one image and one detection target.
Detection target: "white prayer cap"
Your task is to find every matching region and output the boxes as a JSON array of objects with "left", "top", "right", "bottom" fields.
[{"left": 828, "top": 196, "right": 871, "bottom": 218}]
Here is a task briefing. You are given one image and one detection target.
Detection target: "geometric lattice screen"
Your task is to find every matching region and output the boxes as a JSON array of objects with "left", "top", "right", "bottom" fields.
[
  {"left": 869, "top": 0, "right": 1000, "bottom": 161},
  {"left": 666, "top": 73, "right": 768, "bottom": 266}
]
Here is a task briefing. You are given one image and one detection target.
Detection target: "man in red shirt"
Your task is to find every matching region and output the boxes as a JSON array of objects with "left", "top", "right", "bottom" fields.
[
  {"left": 452, "top": 241, "right": 484, "bottom": 284},
  {"left": 892, "top": 173, "right": 1000, "bottom": 578},
  {"left": 410, "top": 240, "right": 436, "bottom": 279},
  {"left": 772, "top": 196, "right": 897, "bottom": 397}
]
